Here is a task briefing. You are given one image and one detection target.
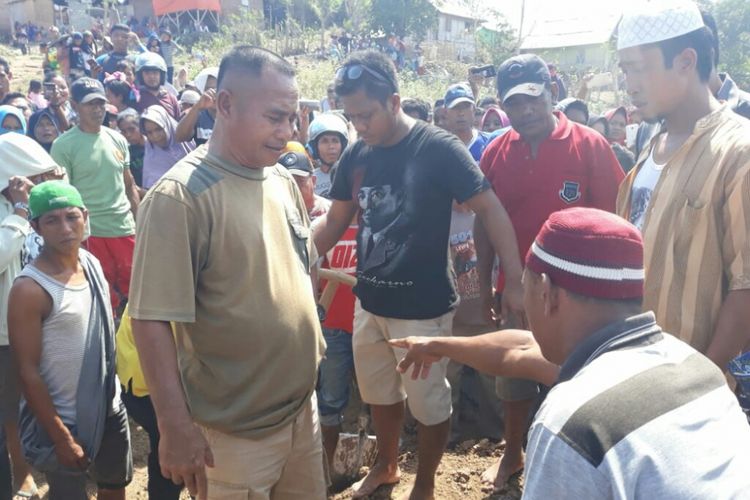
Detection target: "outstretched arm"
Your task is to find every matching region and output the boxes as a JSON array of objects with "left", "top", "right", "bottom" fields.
[{"left": 390, "top": 330, "right": 559, "bottom": 386}]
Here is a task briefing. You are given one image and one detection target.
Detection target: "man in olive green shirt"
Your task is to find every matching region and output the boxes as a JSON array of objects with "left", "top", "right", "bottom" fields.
[{"left": 129, "top": 46, "right": 326, "bottom": 499}]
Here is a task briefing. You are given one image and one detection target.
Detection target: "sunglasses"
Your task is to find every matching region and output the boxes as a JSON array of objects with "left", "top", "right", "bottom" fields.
[{"left": 336, "top": 64, "right": 394, "bottom": 91}]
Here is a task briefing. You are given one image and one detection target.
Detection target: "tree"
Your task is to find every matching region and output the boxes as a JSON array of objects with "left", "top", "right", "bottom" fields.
[
  {"left": 369, "top": 0, "right": 437, "bottom": 40},
  {"left": 713, "top": 0, "right": 750, "bottom": 89},
  {"left": 343, "top": 0, "right": 371, "bottom": 33},
  {"left": 475, "top": 10, "right": 517, "bottom": 66}
]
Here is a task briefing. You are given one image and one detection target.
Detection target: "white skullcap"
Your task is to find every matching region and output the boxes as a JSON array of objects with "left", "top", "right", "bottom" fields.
[
  {"left": 617, "top": 0, "right": 705, "bottom": 51},
  {"left": 0, "top": 133, "right": 58, "bottom": 190}
]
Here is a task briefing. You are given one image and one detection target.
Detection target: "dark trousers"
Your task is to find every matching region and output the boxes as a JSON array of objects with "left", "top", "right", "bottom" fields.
[
  {"left": 166, "top": 66, "right": 174, "bottom": 84},
  {"left": 0, "top": 427, "right": 11, "bottom": 500},
  {"left": 120, "top": 389, "right": 182, "bottom": 500}
]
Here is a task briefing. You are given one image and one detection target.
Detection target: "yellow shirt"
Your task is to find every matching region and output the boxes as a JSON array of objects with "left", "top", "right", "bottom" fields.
[{"left": 116, "top": 305, "right": 152, "bottom": 397}]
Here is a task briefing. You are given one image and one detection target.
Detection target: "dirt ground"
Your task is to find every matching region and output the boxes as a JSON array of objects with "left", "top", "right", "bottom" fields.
[{"left": 26, "top": 420, "right": 521, "bottom": 500}]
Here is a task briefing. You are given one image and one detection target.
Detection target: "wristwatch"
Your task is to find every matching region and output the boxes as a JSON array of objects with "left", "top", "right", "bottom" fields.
[
  {"left": 317, "top": 304, "right": 327, "bottom": 323},
  {"left": 13, "top": 202, "right": 29, "bottom": 216}
]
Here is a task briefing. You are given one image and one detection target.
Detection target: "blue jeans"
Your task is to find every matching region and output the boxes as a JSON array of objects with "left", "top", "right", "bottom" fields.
[{"left": 316, "top": 328, "right": 354, "bottom": 427}]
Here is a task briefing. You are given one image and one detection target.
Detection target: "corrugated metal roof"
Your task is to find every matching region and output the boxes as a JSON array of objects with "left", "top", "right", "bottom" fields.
[
  {"left": 430, "top": 0, "right": 482, "bottom": 21},
  {"left": 520, "top": 8, "right": 621, "bottom": 50}
]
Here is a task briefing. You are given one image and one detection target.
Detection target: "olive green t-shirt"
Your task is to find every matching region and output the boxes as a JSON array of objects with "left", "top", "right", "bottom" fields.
[
  {"left": 128, "top": 145, "right": 324, "bottom": 438},
  {"left": 50, "top": 126, "right": 135, "bottom": 237}
]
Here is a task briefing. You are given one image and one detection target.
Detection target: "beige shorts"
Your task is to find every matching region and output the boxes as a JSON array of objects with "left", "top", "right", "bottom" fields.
[
  {"left": 201, "top": 394, "right": 326, "bottom": 500},
  {"left": 353, "top": 301, "right": 453, "bottom": 426}
]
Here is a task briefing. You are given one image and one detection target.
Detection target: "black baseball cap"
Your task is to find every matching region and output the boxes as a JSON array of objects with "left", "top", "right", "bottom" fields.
[
  {"left": 496, "top": 54, "right": 551, "bottom": 104},
  {"left": 71, "top": 77, "right": 107, "bottom": 104},
  {"left": 279, "top": 151, "right": 313, "bottom": 177}
]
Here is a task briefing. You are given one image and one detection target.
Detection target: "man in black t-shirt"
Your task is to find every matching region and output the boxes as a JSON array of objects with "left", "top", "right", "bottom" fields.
[{"left": 314, "top": 51, "right": 524, "bottom": 500}]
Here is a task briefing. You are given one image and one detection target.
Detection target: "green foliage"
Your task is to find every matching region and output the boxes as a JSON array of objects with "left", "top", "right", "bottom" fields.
[
  {"left": 714, "top": 0, "right": 750, "bottom": 89},
  {"left": 369, "top": 0, "right": 438, "bottom": 40},
  {"left": 475, "top": 16, "right": 517, "bottom": 66}
]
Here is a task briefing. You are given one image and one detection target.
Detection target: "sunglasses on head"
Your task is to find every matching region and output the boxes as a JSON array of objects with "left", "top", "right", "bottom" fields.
[{"left": 336, "top": 64, "right": 394, "bottom": 91}]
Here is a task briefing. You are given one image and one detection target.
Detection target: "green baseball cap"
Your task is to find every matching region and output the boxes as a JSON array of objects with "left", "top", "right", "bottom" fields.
[{"left": 28, "top": 180, "right": 86, "bottom": 219}]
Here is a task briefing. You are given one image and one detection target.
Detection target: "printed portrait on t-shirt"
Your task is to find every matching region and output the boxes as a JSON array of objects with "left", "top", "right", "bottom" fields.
[{"left": 357, "top": 183, "right": 410, "bottom": 273}]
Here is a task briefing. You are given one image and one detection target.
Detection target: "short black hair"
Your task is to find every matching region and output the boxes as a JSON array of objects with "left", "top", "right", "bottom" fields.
[
  {"left": 0, "top": 57, "right": 9, "bottom": 74},
  {"left": 110, "top": 23, "right": 130, "bottom": 34},
  {"left": 43, "top": 71, "right": 63, "bottom": 84},
  {"left": 1, "top": 92, "right": 26, "bottom": 105},
  {"left": 335, "top": 50, "right": 398, "bottom": 105},
  {"left": 434, "top": 98, "right": 445, "bottom": 108},
  {"left": 401, "top": 98, "right": 431, "bottom": 121},
  {"left": 29, "top": 80, "right": 42, "bottom": 93},
  {"left": 115, "top": 59, "right": 134, "bottom": 73},
  {"left": 478, "top": 96, "right": 499, "bottom": 108},
  {"left": 105, "top": 79, "right": 137, "bottom": 108},
  {"left": 653, "top": 26, "right": 714, "bottom": 82},
  {"left": 217, "top": 45, "right": 295, "bottom": 90},
  {"left": 700, "top": 10, "right": 720, "bottom": 67}
]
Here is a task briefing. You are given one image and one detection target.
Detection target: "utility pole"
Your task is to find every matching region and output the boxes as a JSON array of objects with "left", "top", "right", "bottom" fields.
[{"left": 516, "top": 0, "right": 525, "bottom": 52}]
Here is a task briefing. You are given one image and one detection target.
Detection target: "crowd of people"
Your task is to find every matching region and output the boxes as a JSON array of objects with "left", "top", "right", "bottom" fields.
[{"left": 0, "top": 0, "right": 749, "bottom": 499}]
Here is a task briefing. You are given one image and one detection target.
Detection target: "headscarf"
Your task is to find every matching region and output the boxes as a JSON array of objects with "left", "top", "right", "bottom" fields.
[
  {"left": 481, "top": 106, "right": 510, "bottom": 132},
  {"left": 604, "top": 106, "right": 628, "bottom": 145},
  {"left": 0, "top": 105, "right": 27, "bottom": 135},
  {"left": 555, "top": 98, "right": 590, "bottom": 124},
  {"left": 27, "top": 109, "right": 60, "bottom": 152},
  {"left": 139, "top": 105, "right": 194, "bottom": 188},
  {"left": 0, "top": 133, "right": 59, "bottom": 191},
  {"left": 193, "top": 67, "right": 219, "bottom": 93}
]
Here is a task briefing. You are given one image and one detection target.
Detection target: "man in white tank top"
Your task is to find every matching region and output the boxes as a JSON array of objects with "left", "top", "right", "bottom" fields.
[{"left": 8, "top": 181, "right": 132, "bottom": 500}]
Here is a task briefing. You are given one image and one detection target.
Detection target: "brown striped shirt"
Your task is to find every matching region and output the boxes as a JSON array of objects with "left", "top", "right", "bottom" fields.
[{"left": 617, "top": 106, "right": 750, "bottom": 353}]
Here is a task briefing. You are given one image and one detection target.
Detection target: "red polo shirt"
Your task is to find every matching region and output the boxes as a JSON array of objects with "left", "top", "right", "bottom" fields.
[{"left": 480, "top": 111, "right": 624, "bottom": 291}]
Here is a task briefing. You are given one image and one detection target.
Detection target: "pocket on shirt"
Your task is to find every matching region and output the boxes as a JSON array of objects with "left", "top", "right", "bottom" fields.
[
  {"left": 287, "top": 213, "right": 311, "bottom": 273},
  {"left": 674, "top": 198, "right": 707, "bottom": 250}
]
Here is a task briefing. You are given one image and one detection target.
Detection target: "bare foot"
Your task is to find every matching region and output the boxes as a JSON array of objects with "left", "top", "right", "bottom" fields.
[
  {"left": 481, "top": 453, "right": 524, "bottom": 493},
  {"left": 351, "top": 462, "right": 401, "bottom": 498}
]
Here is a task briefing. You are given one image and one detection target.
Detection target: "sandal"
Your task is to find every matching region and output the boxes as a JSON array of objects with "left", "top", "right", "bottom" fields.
[{"left": 13, "top": 485, "right": 39, "bottom": 499}]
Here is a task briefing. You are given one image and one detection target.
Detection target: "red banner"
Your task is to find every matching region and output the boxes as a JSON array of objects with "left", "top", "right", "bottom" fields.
[{"left": 152, "top": 0, "right": 221, "bottom": 15}]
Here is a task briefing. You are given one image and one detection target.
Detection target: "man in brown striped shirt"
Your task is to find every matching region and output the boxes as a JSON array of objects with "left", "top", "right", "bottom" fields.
[{"left": 615, "top": 1, "right": 750, "bottom": 369}]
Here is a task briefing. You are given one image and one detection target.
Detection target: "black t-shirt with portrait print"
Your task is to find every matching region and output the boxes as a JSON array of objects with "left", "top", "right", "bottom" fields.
[{"left": 330, "top": 120, "right": 490, "bottom": 320}]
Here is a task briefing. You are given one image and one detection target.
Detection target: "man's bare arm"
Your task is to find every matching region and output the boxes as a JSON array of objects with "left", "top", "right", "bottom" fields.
[
  {"left": 313, "top": 199, "right": 358, "bottom": 257},
  {"left": 132, "top": 319, "right": 213, "bottom": 499},
  {"left": 123, "top": 167, "right": 140, "bottom": 218},
  {"left": 465, "top": 189, "right": 525, "bottom": 322},
  {"left": 390, "top": 330, "right": 559, "bottom": 386},
  {"left": 8, "top": 278, "right": 89, "bottom": 468},
  {"left": 705, "top": 290, "right": 750, "bottom": 369}
]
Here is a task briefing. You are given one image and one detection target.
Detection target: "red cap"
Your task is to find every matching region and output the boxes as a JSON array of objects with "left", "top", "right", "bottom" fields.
[{"left": 525, "top": 207, "right": 644, "bottom": 299}]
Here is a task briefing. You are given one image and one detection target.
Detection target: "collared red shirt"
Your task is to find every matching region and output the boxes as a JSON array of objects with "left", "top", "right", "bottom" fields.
[
  {"left": 617, "top": 105, "right": 750, "bottom": 353},
  {"left": 480, "top": 111, "right": 624, "bottom": 291}
]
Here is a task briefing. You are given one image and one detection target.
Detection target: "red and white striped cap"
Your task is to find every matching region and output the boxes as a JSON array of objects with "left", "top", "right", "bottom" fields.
[{"left": 525, "top": 208, "right": 644, "bottom": 299}]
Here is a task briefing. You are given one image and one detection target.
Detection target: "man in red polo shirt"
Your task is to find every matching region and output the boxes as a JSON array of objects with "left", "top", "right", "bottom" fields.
[{"left": 475, "top": 54, "right": 624, "bottom": 492}]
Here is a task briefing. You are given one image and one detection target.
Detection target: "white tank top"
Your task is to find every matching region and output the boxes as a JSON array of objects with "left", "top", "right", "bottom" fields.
[{"left": 17, "top": 264, "right": 91, "bottom": 426}]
